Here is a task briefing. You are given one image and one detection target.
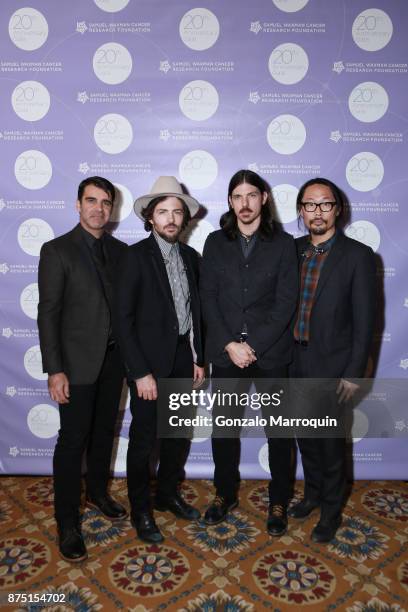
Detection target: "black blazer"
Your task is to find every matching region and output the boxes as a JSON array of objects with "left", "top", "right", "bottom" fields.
[
  {"left": 200, "top": 229, "right": 298, "bottom": 368},
  {"left": 294, "top": 232, "right": 376, "bottom": 378},
  {"left": 113, "top": 233, "right": 203, "bottom": 380},
  {"left": 37, "top": 223, "right": 127, "bottom": 384}
]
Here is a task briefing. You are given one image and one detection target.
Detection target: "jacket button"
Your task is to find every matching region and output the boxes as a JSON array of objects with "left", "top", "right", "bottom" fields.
[
  {"left": 244, "top": 264, "right": 249, "bottom": 268},
  {"left": 244, "top": 288, "right": 248, "bottom": 292}
]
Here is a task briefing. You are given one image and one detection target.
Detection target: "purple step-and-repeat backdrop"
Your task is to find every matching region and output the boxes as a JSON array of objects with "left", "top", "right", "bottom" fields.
[{"left": 0, "top": 0, "right": 407, "bottom": 478}]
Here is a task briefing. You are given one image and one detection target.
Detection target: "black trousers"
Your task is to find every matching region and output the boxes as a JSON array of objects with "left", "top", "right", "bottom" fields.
[
  {"left": 211, "top": 362, "right": 293, "bottom": 505},
  {"left": 127, "top": 336, "right": 193, "bottom": 516},
  {"left": 292, "top": 343, "right": 346, "bottom": 521},
  {"left": 53, "top": 344, "right": 124, "bottom": 526}
]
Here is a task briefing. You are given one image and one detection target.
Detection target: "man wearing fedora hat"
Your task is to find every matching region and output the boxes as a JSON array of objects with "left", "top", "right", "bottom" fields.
[{"left": 114, "top": 176, "right": 205, "bottom": 543}]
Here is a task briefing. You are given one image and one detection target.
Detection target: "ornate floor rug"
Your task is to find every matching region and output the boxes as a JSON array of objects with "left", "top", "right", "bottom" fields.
[{"left": 0, "top": 477, "right": 407, "bottom": 611}]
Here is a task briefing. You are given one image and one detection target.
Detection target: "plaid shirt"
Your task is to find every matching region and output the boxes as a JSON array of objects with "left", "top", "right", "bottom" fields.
[{"left": 294, "top": 233, "right": 337, "bottom": 342}]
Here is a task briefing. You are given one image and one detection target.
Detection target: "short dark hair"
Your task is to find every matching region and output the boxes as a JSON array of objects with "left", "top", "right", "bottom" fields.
[
  {"left": 296, "top": 177, "right": 345, "bottom": 220},
  {"left": 220, "top": 169, "right": 275, "bottom": 240},
  {"left": 141, "top": 195, "right": 191, "bottom": 232},
  {"left": 77, "top": 176, "right": 115, "bottom": 204}
]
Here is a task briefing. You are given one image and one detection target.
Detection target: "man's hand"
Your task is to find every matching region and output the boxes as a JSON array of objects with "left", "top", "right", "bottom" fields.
[
  {"left": 336, "top": 378, "right": 359, "bottom": 404},
  {"left": 193, "top": 364, "right": 205, "bottom": 388},
  {"left": 225, "top": 341, "right": 257, "bottom": 369},
  {"left": 136, "top": 373, "right": 158, "bottom": 401},
  {"left": 48, "top": 372, "right": 70, "bottom": 404}
]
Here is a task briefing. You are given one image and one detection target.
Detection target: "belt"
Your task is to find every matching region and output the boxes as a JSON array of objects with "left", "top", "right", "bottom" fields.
[{"left": 294, "top": 339, "right": 308, "bottom": 347}]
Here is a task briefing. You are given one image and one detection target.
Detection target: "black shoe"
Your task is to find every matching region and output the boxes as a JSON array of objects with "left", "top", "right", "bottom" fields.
[
  {"left": 155, "top": 493, "right": 201, "bottom": 520},
  {"left": 311, "top": 517, "right": 341, "bottom": 543},
  {"left": 203, "top": 496, "right": 238, "bottom": 525},
  {"left": 267, "top": 504, "right": 288, "bottom": 536},
  {"left": 86, "top": 494, "right": 128, "bottom": 521},
  {"left": 288, "top": 498, "right": 319, "bottom": 519},
  {"left": 58, "top": 525, "right": 87, "bottom": 563},
  {"left": 132, "top": 512, "right": 164, "bottom": 544}
]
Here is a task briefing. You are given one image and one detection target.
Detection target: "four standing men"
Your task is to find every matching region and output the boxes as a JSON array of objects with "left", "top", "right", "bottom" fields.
[
  {"left": 38, "top": 172, "right": 376, "bottom": 558},
  {"left": 38, "top": 177, "right": 128, "bottom": 562}
]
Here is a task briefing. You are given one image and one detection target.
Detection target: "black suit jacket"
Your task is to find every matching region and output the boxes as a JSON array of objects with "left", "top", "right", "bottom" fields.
[
  {"left": 113, "top": 233, "right": 203, "bottom": 380},
  {"left": 294, "top": 232, "right": 376, "bottom": 378},
  {"left": 37, "top": 224, "right": 127, "bottom": 384},
  {"left": 200, "top": 229, "right": 298, "bottom": 368}
]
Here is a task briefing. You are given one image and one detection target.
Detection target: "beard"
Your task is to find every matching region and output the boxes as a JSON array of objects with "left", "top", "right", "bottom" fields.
[
  {"left": 155, "top": 225, "right": 181, "bottom": 243},
  {"left": 310, "top": 225, "right": 327, "bottom": 235},
  {"left": 309, "top": 220, "right": 327, "bottom": 235}
]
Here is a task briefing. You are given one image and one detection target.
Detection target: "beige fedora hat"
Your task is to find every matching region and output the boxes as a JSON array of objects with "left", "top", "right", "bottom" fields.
[{"left": 134, "top": 176, "right": 200, "bottom": 220}]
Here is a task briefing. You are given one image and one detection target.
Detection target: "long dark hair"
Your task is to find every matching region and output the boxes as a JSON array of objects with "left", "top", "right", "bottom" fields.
[{"left": 220, "top": 169, "right": 274, "bottom": 240}]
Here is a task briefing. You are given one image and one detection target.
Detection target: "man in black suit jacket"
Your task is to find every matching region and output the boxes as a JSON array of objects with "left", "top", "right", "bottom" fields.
[
  {"left": 114, "top": 176, "right": 205, "bottom": 543},
  {"left": 288, "top": 177, "right": 376, "bottom": 543},
  {"left": 200, "top": 169, "right": 298, "bottom": 535},
  {"left": 37, "top": 177, "right": 128, "bottom": 563}
]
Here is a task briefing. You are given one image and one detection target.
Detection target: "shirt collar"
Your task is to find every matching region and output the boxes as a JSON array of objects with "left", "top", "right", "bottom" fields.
[
  {"left": 305, "top": 230, "right": 337, "bottom": 256},
  {"left": 79, "top": 225, "right": 105, "bottom": 248},
  {"left": 239, "top": 230, "right": 258, "bottom": 245},
  {"left": 153, "top": 230, "right": 179, "bottom": 259}
]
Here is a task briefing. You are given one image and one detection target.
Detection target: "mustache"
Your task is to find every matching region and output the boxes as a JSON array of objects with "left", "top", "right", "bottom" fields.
[{"left": 239, "top": 207, "right": 253, "bottom": 214}]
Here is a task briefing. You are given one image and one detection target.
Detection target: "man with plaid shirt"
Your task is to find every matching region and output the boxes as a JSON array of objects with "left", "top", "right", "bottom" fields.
[{"left": 289, "top": 178, "right": 376, "bottom": 543}]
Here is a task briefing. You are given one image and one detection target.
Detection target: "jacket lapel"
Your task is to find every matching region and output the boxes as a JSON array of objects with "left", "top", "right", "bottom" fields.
[
  {"left": 245, "top": 233, "right": 272, "bottom": 263},
  {"left": 147, "top": 234, "right": 175, "bottom": 307},
  {"left": 296, "top": 235, "right": 309, "bottom": 268},
  {"left": 104, "top": 232, "right": 119, "bottom": 263},
  {"left": 71, "top": 224, "right": 98, "bottom": 279},
  {"left": 234, "top": 236, "right": 246, "bottom": 262}
]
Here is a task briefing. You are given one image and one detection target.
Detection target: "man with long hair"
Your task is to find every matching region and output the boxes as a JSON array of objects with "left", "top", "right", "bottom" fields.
[{"left": 200, "top": 169, "right": 298, "bottom": 535}]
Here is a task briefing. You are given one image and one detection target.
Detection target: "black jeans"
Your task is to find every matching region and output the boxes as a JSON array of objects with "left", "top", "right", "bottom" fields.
[
  {"left": 127, "top": 337, "right": 193, "bottom": 516},
  {"left": 211, "top": 362, "right": 294, "bottom": 506},
  {"left": 292, "top": 343, "right": 346, "bottom": 521},
  {"left": 53, "top": 344, "right": 124, "bottom": 526}
]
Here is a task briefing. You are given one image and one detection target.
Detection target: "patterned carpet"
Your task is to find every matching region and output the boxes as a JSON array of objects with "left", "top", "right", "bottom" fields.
[{"left": 0, "top": 476, "right": 407, "bottom": 611}]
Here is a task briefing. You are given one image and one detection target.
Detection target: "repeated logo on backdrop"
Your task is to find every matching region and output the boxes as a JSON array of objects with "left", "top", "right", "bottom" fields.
[{"left": 0, "top": 0, "right": 407, "bottom": 476}]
